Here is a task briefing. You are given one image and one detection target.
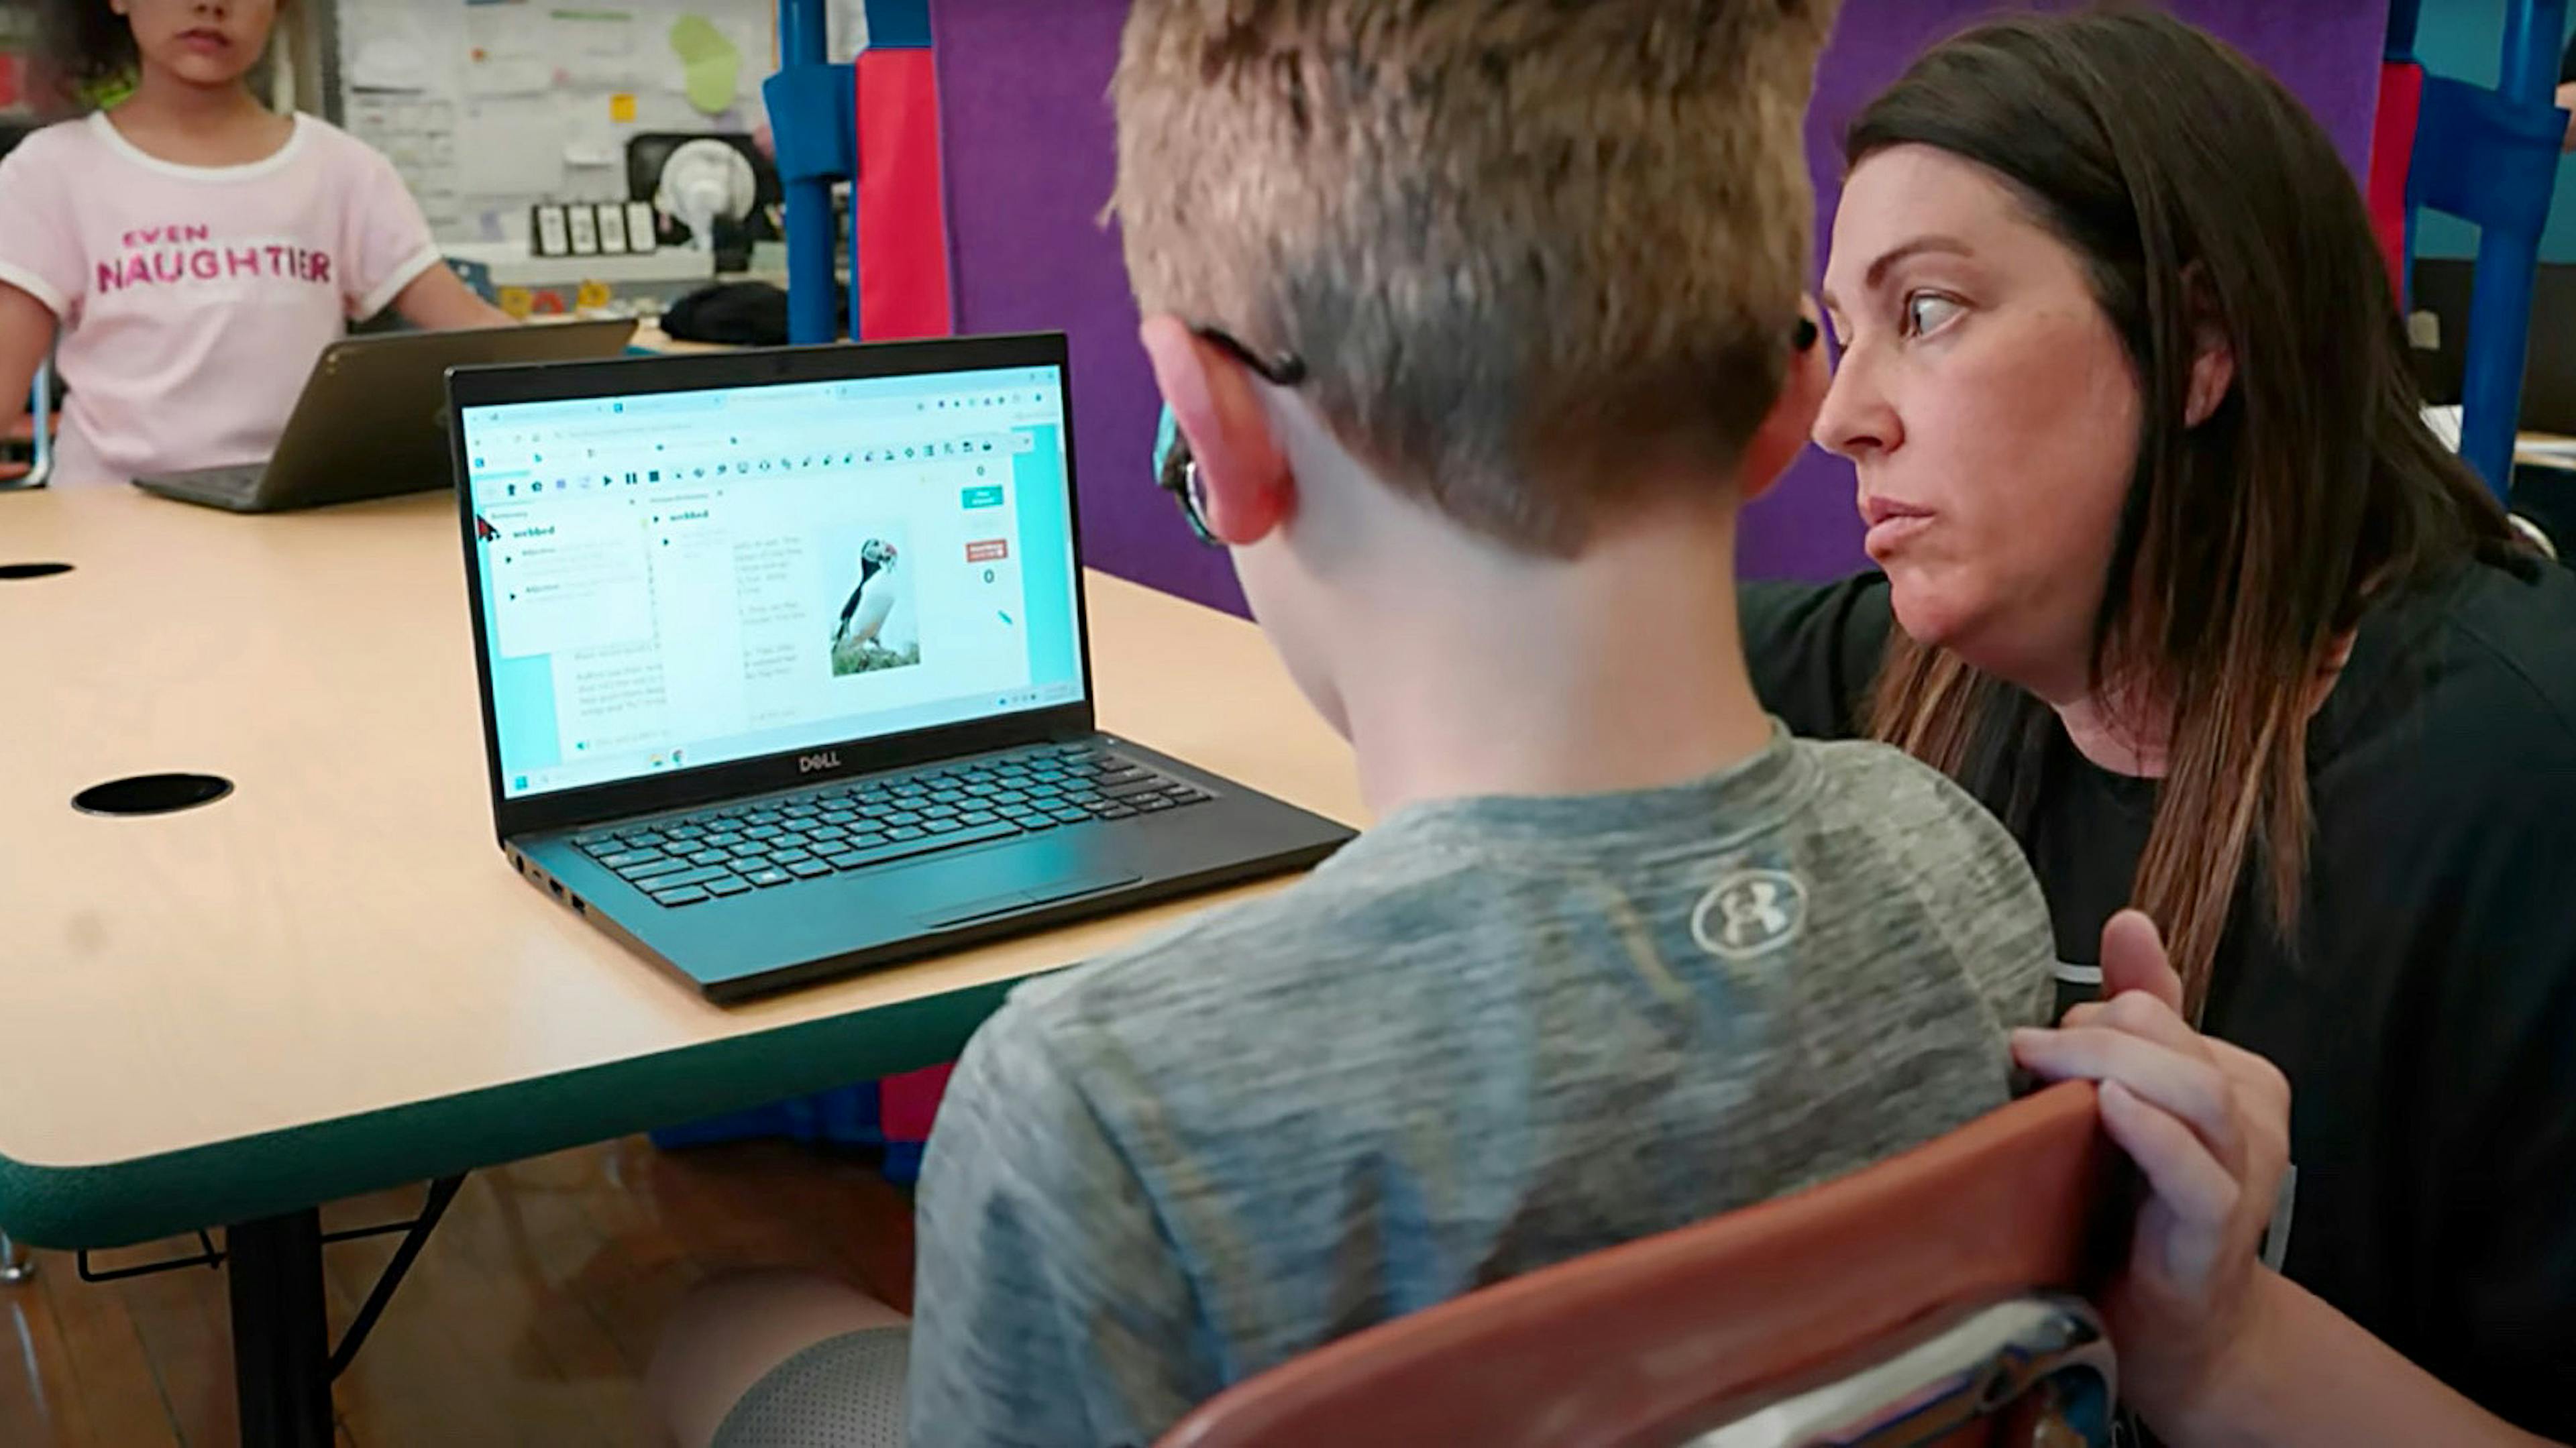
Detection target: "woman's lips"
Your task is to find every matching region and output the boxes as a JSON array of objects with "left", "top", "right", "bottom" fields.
[{"left": 1860, "top": 495, "right": 1935, "bottom": 557}]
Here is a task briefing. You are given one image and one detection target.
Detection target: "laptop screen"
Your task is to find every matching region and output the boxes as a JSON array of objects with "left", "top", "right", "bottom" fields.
[{"left": 458, "top": 362, "right": 1085, "bottom": 800}]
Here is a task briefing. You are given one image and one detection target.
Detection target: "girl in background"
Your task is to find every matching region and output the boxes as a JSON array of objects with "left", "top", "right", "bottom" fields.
[{"left": 0, "top": 0, "right": 510, "bottom": 488}]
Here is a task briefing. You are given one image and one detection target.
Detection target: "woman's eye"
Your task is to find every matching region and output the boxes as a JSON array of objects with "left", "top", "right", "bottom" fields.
[{"left": 1903, "top": 292, "right": 1964, "bottom": 337}]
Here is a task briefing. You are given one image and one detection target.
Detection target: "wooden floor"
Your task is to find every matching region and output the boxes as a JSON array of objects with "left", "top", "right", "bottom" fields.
[{"left": 0, "top": 1138, "right": 918, "bottom": 1447}]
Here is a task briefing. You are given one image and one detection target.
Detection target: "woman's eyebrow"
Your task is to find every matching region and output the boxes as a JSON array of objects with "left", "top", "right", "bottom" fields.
[
  {"left": 1861, "top": 235, "right": 1977, "bottom": 290},
  {"left": 1821, "top": 235, "right": 1976, "bottom": 316}
]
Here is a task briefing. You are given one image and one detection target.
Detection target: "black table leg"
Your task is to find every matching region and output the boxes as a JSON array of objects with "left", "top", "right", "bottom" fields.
[{"left": 227, "top": 1209, "right": 335, "bottom": 1447}]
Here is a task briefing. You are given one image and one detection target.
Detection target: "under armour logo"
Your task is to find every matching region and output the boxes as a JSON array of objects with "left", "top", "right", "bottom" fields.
[{"left": 1691, "top": 870, "right": 1809, "bottom": 959}]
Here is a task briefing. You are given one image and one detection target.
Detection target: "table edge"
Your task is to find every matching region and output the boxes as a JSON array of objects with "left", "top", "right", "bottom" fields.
[{"left": 0, "top": 973, "right": 1020, "bottom": 1249}]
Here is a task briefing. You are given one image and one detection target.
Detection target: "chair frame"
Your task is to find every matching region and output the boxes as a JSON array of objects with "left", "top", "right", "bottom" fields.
[{"left": 5, "top": 353, "right": 50, "bottom": 492}]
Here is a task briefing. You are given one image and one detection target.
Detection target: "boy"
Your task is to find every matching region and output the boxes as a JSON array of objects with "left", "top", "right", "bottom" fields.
[{"left": 655, "top": 3, "right": 2057, "bottom": 1443}]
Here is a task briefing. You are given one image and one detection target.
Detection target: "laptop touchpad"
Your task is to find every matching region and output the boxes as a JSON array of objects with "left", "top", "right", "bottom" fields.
[{"left": 914, "top": 868, "right": 1144, "bottom": 930}]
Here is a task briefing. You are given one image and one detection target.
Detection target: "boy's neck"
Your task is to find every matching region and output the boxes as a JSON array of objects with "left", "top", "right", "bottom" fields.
[{"left": 1332, "top": 504, "right": 1774, "bottom": 817}]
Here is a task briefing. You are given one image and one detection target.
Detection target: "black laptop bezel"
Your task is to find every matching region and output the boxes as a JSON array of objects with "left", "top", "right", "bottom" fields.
[{"left": 446, "top": 332, "right": 1097, "bottom": 844}]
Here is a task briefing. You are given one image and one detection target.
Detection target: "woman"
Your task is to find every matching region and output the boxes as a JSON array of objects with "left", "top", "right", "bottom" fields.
[{"left": 1770, "top": 11, "right": 2575, "bottom": 1443}]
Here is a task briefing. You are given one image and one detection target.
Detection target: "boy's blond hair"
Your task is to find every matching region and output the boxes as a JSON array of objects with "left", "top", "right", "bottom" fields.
[{"left": 1113, "top": 0, "right": 1837, "bottom": 556}]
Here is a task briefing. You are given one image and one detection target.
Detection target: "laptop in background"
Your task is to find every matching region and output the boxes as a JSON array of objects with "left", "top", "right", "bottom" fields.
[
  {"left": 133, "top": 319, "right": 635, "bottom": 512},
  {"left": 447, "top": 333, "right": 1354, "bottom": 1002}
]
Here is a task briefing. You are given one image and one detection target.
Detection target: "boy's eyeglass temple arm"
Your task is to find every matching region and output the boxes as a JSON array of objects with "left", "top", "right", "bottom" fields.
[
  {"left": 1161, "top": 315, "right": 1818, "bottom": 545},
  {"left": 1189, "top": 325, "right": 1309, "bottom": 388}
]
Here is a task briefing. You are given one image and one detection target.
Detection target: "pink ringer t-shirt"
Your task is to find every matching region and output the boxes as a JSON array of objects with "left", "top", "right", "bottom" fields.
[{"left": 0, "top": 111, "right": 441, "bottom": 486}]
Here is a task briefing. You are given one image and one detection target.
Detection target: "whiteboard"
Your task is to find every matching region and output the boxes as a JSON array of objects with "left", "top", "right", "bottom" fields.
[{"left": 335, "top": 0, "right": 862, "bottom": 243}]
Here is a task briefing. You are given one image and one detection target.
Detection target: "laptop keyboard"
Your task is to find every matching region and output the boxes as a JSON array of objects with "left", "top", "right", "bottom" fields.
[{"left": 568, "top": 741, "right": 1214, "bottom": 908}]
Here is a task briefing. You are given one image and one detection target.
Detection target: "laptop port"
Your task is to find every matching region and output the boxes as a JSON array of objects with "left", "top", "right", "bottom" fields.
[
  {"left": 571, "top": 895, "right": 588, "bottom": 915},
  {"left": 547, "top": 878, "right": 564, "bottom": 901}
]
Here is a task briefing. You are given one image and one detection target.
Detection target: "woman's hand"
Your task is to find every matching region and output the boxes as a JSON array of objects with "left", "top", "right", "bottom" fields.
[{"left": 2010, "top": 910, "right": 2296, "bottom": 1440}]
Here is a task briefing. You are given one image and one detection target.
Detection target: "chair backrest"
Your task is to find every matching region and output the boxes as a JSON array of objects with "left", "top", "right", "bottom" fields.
[{"left": 1159, "top": 1082, "right": 2123, "bottom": 1448}]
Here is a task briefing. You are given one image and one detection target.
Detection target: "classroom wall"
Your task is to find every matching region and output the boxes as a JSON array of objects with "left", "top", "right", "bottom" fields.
[
  {"left": 334, "top": 0, "right": 830, "bottom": 243},
  {"left": 938, "top": 1, "right": 2394, "bottom": 611},
  {"left": 2409, "top": 0, "right": 2576, "bottom": 264}
]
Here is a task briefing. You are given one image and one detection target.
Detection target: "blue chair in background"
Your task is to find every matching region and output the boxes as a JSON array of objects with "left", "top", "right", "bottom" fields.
[{"left": 2390, "top": 0, "right": 2571, "bottom": 499}]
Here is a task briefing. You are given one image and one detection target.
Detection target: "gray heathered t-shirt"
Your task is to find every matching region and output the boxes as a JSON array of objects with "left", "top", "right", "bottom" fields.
[{"left": 906, "top": 726, "right": 2057, "bottom": 1447}]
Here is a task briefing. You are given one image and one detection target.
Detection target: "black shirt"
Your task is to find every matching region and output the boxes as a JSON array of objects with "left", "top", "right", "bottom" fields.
[{"left": 1742, "top": 562, "right": 2576, "bottom": 1442}]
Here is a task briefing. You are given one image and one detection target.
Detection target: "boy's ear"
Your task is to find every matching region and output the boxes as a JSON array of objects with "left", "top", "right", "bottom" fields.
[
  {"left": 1738, "top": 301, "right": 1829, "bottom": 504},
  {"left": 1138, "top": 315, "right": 1295, "bottom": 547}
]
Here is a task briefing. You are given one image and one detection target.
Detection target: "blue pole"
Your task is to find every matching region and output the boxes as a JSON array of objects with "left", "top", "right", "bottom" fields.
[
  {"left": 779, "top": 0, "right": 836, "bottom": 344},
  {"left": 2499, "top": 0, "right": 2561, "bottom": 103},
  {"left": 2455, "top": 0, "right": 2566, "bottom": 499}
]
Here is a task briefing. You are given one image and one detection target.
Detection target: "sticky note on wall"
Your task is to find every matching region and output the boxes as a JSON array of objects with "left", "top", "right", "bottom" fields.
[{"left": 669, "top": 14, "right": 742, "bottom": 117}]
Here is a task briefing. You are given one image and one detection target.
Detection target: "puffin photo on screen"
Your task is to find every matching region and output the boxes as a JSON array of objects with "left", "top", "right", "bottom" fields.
[{"left": 830, "top": 539, "right": 901, "bottom": 649}]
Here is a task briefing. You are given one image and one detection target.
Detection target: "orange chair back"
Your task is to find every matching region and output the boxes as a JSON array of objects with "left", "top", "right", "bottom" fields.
[{"left": 1161, "top": 1082, "right": 2123, "bottom": 1448}]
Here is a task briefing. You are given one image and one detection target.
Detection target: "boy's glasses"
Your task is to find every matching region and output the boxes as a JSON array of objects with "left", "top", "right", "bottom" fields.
[
  {"left": 1155, "top": 425, "right": 1222, "bottom": 549},
  {"left": 1193, "top": 326, "right": 1309, "bottom": 388},
  {"left": 1153, "top": 318, "right": 1815, "bottom": 549},
  {"left": 1153, "top": 326, "right": 1308, "bottom": 549}
]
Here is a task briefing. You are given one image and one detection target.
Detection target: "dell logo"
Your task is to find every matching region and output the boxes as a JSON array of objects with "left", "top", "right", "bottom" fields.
[{"left": 799, "top": 752, "right": 843, "bottom": 775}]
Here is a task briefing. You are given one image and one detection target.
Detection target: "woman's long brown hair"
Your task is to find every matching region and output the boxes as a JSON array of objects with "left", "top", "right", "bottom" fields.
[{"left": 1849, "top": 10, "right": 2522, "bottom": 1015}]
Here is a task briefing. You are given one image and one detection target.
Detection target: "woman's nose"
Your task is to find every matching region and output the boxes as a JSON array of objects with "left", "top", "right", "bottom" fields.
[{"left": 1813, "top": 344, "right": 1899, "bottom": 462}]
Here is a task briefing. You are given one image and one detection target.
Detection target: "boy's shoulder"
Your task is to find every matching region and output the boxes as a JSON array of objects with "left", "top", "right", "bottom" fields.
[
  {"left": 1789, "top": 734, "right": 2057, "bottom": 1033},
  {"left": 1001, "top": 843, "right": 1440, "bottom": 1038},
  {"left": 998, "top": 732, "right": 2043, "bottom": 1061},
  {"left": 1794, "top": 734, "right": 2022, "bottom": 843}
]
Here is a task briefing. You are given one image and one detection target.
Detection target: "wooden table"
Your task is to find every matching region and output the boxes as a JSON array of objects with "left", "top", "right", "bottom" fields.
[{"left": 0, "top": 484, "right": 1361, "bottom": 1443}]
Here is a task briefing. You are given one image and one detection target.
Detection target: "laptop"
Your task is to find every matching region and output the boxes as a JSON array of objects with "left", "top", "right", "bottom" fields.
[
  {"left": 445, "top": 333, "right": 1356, "bottom": 1001},
  {"left": 133, "top": 319, "right": 636, "bottom": 511}
]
